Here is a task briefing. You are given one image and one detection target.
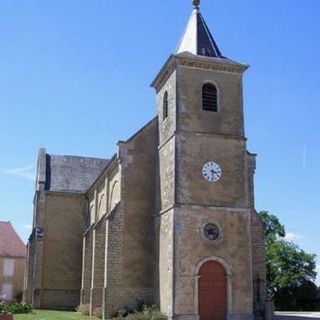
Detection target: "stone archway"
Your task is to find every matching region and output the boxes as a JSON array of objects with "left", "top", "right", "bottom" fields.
[{"left": 198, "top": 260, "right": 228, "bottom": 320}]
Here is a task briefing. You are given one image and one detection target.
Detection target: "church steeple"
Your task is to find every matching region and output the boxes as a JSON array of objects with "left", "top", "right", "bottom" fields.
[{"left": 176, "top": 1, "right": 224, "bottom": 58}]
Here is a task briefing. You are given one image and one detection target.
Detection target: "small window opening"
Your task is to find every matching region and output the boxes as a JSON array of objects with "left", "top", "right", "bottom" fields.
[
  {"left": 163, "top": 91, "right": 168, "bottom": 120},
  {"left": 202, "top": 83, "right": 218, "bottom": 112}
]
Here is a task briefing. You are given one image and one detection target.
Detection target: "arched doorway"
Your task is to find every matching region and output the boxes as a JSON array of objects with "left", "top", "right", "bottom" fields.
[{"left": 198, "top": 260, "right": 227, "bottom": 320}]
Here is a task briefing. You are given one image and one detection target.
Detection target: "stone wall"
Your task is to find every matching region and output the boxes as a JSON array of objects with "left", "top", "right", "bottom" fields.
[
  {"left": 81, "top": 157, "right": 121, "bottom": 317},
  {"left": 158, "top": 211, "right": 174, "bottom": 317},
  {"left": 176, "top": 133, "right": 248, "bottom": 207},
  {"left": 41, "top": 289, "right": 80, "bottom": 310},
  {"left": 33, "top": 238, "right": 44, "bottom": 308},
  {"left": 40, "top": 192, "right": 86, "bottom": 309},
  {"left": 158, "top": 138, "right": 176, "bottom": 211},
  {"left": 104, "top": 202, "right": 155, "bottom": 317},
  {"left": 251, "top": 212, "right": 267, "bottom": 320},
  {"left": 80, "top": 118, "right": 159, "bottom": 318},
  {"left": 103, "top": 204, "right": 124, "bottom": 317},
  {"left": 173, "top": 207, "right": 253, "bottom": 319},
  {"left": 91, "top": 222, "right": 106, "bottom": 315},
  {"left": 103, "top": 118, "right": 158, "bottom": 316},
  {"left": 24, "top": 241, "right": 35, "bottom": 304},
  {"left": 176, "top": 63, "right": 245, "bottom": 138},
  {"left": 81, "top": 232, "right": 92, "bottom": 305},
  {"left": 247, "top": 149, "right": 266, "bottom": 318},
  {"left": 156, "top": 71, "right": 177, "bottom": 146},
  {"left": 121, "top": 119, "right": 157, "bottom": 292}
]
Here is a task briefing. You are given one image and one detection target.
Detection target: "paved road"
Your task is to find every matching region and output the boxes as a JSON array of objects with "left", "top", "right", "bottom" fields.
[{"left": 275, "top": 312, "right": 320, "bottom": 320}]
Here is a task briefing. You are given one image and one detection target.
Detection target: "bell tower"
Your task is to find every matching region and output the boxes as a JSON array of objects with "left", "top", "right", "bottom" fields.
[{"left": 152, "top": 1, "right": 266, "bottom": 320}]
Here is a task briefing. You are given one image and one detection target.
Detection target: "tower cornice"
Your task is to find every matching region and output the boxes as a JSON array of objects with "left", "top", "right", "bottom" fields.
[{"left": 151, "top": 53, "right": 249, "bottom": 93}]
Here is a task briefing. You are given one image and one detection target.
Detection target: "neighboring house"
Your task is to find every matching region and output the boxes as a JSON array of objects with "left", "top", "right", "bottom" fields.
[
  {"left": 24, "top": 2, "right": 267, "bottom": 320},
  {"left": 0, "top": 221, "right": 26, "bottom": 302}
]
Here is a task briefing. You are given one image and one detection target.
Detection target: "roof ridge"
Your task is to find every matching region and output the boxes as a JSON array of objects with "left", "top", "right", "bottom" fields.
[{"left": 49, "top": 154, "right": 109, "bottom": 161}]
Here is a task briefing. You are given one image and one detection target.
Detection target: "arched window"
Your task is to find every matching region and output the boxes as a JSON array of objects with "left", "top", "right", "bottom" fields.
[
  {"left": 202, "top": 83, "right": 218, "bottom": 112},
  {"left": 109, "top": 180, "right": 120, "bottom": 210},
  {"left": 163, "top": 91, "right": 168, "bottom": 120},
  {"left": 98, "top": 194, "right": 105, "bottom": 218},
  {"left": 90, "top": 204, "right": 95, "bottom": 225}
]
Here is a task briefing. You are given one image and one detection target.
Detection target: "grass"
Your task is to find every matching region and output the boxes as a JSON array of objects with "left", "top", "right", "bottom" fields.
[{"left": 14, "top": 309, "right": 100, "bottom": 320}]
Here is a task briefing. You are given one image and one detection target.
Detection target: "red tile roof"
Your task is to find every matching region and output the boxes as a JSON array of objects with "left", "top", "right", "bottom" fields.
[{"left": 0, "top": 221, "right": 26, "bottom": 258}]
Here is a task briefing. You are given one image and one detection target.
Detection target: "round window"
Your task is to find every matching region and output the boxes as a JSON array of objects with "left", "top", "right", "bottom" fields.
[{"left": 203, "top": 223, "right": 220, "bottom": 241}]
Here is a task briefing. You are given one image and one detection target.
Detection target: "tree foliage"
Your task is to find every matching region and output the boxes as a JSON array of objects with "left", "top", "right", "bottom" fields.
[
  {"left": 258, "top": 211, "right": 286, "bottom": 242},
  {"left": 257, "top": 211, "right": 317, "bottom": 308},
  {"left": 267, "top": 240, "right": 316, "bottom": 293}
]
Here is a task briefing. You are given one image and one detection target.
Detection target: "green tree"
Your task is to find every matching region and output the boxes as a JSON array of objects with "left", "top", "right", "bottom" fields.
[
  {"left": 258, "top": 210, "right": 285, "bottom": 242},
  {"left": 257, "top": 211, "right": 317, "bottom": 310}
]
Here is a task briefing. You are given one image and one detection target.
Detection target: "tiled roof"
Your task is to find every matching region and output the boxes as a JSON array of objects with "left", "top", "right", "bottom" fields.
[
  {"left": 0, "top": 221, "right": 26, "bottom": 258},
  {"left": 176, "top": 6, "right": 225, "bottom": 59},
  {"left": 45, "top": 155, "right": 109, "bottom": 193}
]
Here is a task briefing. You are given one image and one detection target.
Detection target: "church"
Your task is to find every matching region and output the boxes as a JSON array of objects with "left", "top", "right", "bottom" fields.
[{"left": 24, "top": 1, "right": 267, "bottom": 319}]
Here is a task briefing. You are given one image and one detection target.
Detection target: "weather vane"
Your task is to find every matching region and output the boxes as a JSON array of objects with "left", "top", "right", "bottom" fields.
[{"left": 193, "top": 0, "right": 200, "bottom": 8}]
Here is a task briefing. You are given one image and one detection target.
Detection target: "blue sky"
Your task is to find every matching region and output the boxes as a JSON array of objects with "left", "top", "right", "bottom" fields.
[{"left": 0, "top": 0, "right": 319, "bottom": 284}]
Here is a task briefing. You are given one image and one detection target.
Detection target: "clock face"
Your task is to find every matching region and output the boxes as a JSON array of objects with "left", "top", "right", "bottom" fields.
[{"left": 202, "top": 161, "right": 222, "bottom": 182}]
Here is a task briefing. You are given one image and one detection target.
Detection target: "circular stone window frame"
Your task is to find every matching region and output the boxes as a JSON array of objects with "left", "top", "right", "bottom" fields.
[{"left": 201, "top": 222, "right": 223, "bottom": 244}]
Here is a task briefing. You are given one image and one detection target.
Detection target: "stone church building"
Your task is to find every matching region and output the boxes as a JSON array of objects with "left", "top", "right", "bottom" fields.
[{"left": 24, "top": 2, "right": 266, "bottom": 319}]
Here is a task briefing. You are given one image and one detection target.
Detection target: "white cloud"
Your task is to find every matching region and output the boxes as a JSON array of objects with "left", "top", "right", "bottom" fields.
[
  {"left": 2, "top": 164, "right": 35, "bottom": 181},
  {"left": 23, "top": 225, "right": 32, "bottom": 230},
  {"left": 284, "top": 232, "right": 302, "bottom": 242}
]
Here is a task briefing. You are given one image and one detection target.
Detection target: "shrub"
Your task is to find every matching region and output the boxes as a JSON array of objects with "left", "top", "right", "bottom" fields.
[
  {"left": 0, "top": 302, "right": 33, "bottom": 314},
  {"left": 0, "top": 302, "right": 8, "bottom": 313},
  {"left": 7, "top": 303, "right": 33, "bottom": 314},
  {"left": 76, "top": 304, "right": 90, "bottom": 316},
  {"left": 126, "top": 313, "right": 145, "bottom": 320},
  {"left": 141, "top": 304, "right": 166, "bottom": 320},
  {"left": 111, "top": 304, "right": 166, "bottom": 320}
]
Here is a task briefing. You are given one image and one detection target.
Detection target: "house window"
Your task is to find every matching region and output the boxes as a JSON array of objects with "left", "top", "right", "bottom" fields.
[
  {"left": 202, "top": 83, "right": 218, "bottom": 112},
  {"left": 163, "top": 91, "right": 168, "bottom": 120},
  {"left": 1, "top": 284, "right": 13, "bottom": 301},
  {"left": 3, "top": 259, "right": 15, "bottom": 277}
]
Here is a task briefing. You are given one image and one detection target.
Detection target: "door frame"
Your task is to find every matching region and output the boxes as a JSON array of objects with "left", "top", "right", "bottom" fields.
[{"left": 194, "top": 256, "right": 233, "bottom": 318}]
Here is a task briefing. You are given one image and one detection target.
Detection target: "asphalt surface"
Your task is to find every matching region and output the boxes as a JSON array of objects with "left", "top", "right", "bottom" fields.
[{"left": 275, "top": 312, "right": 320, "bottom": 320}]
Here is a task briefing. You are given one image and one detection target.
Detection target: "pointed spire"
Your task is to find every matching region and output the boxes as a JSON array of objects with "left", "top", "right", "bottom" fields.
[{"left": 176, "top": 1, "right": 224, "bottom": 58}]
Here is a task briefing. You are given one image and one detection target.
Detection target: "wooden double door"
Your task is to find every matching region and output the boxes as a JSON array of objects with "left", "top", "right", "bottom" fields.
[{"left": 198, "top": 260, "right": 227, "bottom": 320}]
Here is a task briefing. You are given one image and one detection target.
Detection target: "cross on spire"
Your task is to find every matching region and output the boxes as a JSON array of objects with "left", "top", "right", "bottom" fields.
[{"left": 193, "top": 0, "right": 200, "bottom": 8}]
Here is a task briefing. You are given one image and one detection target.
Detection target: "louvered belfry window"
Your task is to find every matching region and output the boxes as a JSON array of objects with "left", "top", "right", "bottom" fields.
[
  {"left": 163, "top": 91, "right": 168, "bottom": 120},
  {"left": 202, "top": 83, "right": 218, "bottom": 112}
]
